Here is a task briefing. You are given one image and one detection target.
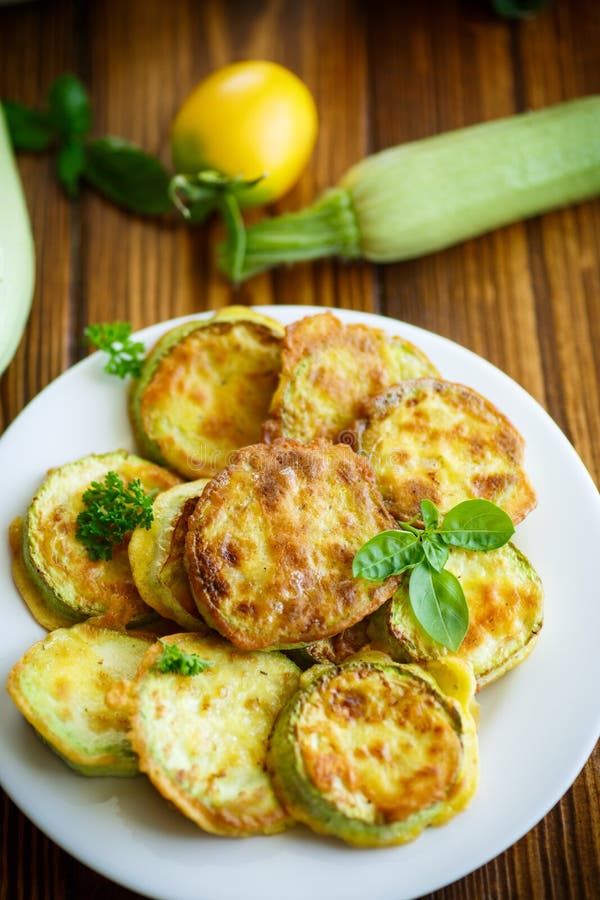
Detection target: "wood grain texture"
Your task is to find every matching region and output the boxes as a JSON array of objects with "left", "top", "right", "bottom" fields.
[{"left": 0, "top": 0, "right": 598, "bottom": 898}]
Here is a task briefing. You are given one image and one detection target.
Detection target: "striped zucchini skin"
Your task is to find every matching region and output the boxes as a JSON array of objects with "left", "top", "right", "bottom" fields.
[{"left": 343, "top": 97, "right": 600, "bottom": 261}]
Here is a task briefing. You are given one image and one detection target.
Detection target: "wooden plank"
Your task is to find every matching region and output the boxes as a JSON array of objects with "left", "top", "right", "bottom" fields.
[
  {"left": 515, "top": 0, "right": 600, "bottom": 478},
  {"left": 365, "top": 0, "right": 546, "bottom": 406},
  {"left": 0, "top": 3, "right": 78, "bottom": 893},
  {"left": 365, "top": 3, "right": 600, "bottom": 899},
  {"left": 80, "top": 0, "right": 374, "bottom": 332},
  {"left": 1, "top": 1, "right": 599, "bottom": 899}
]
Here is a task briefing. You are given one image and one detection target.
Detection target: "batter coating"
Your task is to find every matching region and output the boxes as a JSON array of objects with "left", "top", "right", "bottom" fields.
[
  {"left": 353, "top": 378, "right": 536, "bottom": 523},
  {"left": 268, "top": 653, "right": 479, "bottom": 847},
  {"left": 264, "top": 312, "right": 438, "bottom": 443},
  {"left": 130, "top": 306, "right": 284, "bottom": 478},
  {"left": 369, "top": 542, "right": 543, "bottom": 687},
  {"left": 185, "top": 439, "right": 400, "bottom": 650},
  {"left": 21, "top": 451, "right": 180, "bottom": 628},
  {"left": 121, "top": 633, "right": 300, "bottom": 836}
]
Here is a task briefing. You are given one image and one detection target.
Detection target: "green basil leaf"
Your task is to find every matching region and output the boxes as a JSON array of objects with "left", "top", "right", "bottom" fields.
[
  {"left": 48, "top": 73, "right": 91, "bottom": 139},
  {"left": 2, "top": 101, "right": 55, "bottom": 151},
  {"left": 83, "top": 137, "right": 172, "bottom": 215},
  {"left": 408, "top": 562, "right": 469, "bottom": 651},
  {"left": 56, "top": 141, "right": 86, "bottom": 197},
  {"left": 420, "top": 499, "right": 439, "bottom": 530},
  {"left": 353, "top": 530, "right": 424, "bottom": 581},
  {"left": 439, "top": 498, "right": 515, "bottom": 550},
  {"left": 422, "top": 535, "right": 449, "bottom": 572}
]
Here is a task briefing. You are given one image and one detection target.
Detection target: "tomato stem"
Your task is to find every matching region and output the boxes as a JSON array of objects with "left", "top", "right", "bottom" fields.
[{"left": 218, "top": 191, "right": 247, "bottom": 283}]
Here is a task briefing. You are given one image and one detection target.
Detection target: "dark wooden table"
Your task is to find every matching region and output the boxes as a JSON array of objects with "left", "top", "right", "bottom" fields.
[{"left": 1, "top": 1, "right": 599, "bottom": 897}]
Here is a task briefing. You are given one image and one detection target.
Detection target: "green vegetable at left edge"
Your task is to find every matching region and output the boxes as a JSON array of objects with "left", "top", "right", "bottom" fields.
[{"left": 0, "top": 105, "right": 35, "bottom": 376}]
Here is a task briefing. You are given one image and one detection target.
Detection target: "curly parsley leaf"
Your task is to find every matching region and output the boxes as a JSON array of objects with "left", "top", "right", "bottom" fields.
[
  {"left": 156, "top": 642, "right": 212, "bottom": 676},
  {"left": 85, "top": 321, "right": 145, "bottom": 379},
  {"left": 76, "top": 471, "right": 154, "bottom": 561}
]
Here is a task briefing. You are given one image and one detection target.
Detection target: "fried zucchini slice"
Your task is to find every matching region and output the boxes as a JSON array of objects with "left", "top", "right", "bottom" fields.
[
  {"left": 353, "top": 378, "right": 536, "bottom": 523},
  {"left": 20, "top": 451, "right": 179, "bottom": 629},
  {"left": 368, "top": 542, "right": 543, "bottom": 688},
  {"left": 263, "top": 312, "right": 438, "bottom": 443},
  {"left": 129, "top": 479, "right": 209, "bottom": 630},
  {"left": 185, "top": 439, "right": 400, "bottom": 650},
  {"left": 268, "top": 652, "right": 478, "bottom": 847},
  {"left": 129, "top": 306, "right": 284, "bottom": 479},
  {"left": 124, "top": 633, "right": 300, "bottom": 836},
  {"left": 285, "top": 620, "right": 371, "bottom": 669},
  {"left": 7, "top": 623, "right": 152, "bottom": 776}
]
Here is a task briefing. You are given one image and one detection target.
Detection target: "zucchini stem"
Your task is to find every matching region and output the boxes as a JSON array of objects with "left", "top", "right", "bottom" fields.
[{"left": 219, "top": 188, "right": 361, "bottom": 282}]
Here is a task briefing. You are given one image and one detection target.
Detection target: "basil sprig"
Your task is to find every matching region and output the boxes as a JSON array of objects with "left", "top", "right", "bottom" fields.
[
  {"left": 4, "top": 73, "right": 258, "bottom": 250},
  {"left": 3, "top": 74, "right": 171, "bottom": 212},
  {"left": 353, "top": 498, "right": 515, "bottom": 652}
]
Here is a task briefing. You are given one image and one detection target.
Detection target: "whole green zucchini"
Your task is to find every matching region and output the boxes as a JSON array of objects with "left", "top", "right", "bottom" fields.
[
  {"left": 219, "top": 96, "right": 600, "bottom": 281},
  {"left": 0, "top": 104, "right": 35, "bottom": 375}
]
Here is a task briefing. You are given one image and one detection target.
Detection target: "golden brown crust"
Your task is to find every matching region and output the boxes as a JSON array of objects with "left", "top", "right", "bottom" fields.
[
  {"left": 264, "top": 312, "right": 439, "bottom": 443},
  {"left": 354, "top": 378, "right": 536, "bottom": 523},
  {"left": 127, "top": 634, "right": 299, "bottom": 836},
  {"left": 138, "top": 318, "right": 283, "bottom": 478},
  {"left": 128, "top": 480, "right": 210, "bottom": 630},
  {"left": 370, "top": 543, "right": 543, "bottom": 687},
  {"left": 298, "top": 666, "right": 462, "bottom": 824},
  {"left": 185, "top": 439, "right": 400, "bottom": 650},
  {"left": 23, "top": 452, "right": 180, "bottom": 628}
]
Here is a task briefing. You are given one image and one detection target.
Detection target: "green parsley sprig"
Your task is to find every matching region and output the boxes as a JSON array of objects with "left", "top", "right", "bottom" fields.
[
  {"left": 353, "top": 498, "right": 515, "bottom": 652},
  {"left": 76, "top": 471, "right": 155, "bottom": 561},
  {"left": 156, "top": 641, "right": 212, "bottom": 676},
  {"left": 85, "top": 321, "right": 145, "bottom": 379}
]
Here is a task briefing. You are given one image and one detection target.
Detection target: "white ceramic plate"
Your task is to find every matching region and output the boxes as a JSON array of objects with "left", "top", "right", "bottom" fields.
[{"left": 1, "top": 306, "right": 599, "bottom": 900}]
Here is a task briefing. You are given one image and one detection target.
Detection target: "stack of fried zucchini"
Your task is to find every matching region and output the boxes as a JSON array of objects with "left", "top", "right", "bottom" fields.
[{"left": 7, "top": 306, "right": 542, "bottom": 847}]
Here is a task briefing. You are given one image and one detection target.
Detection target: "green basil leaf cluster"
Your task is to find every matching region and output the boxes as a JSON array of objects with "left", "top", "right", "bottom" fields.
[
  {"left": 353, "top": 498, "right": 515, "bottom": 652},
  {"left": 3, "top": 74, "right": 171, "bottom": 213}
]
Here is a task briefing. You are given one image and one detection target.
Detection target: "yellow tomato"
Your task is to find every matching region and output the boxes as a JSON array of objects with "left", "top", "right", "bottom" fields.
[{"left": 171, "top": 61, "right": 318, "bottom": 208}]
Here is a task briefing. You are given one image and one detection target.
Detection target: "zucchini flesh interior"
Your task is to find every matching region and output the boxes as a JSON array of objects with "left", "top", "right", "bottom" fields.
[
  {"left": 268, "top": 654, "right": 478, "bottom": 847},
  {"left": 128, "top": 633, "right": 301, "bottom": 837},
  {"left": 7, "top": 623, "right": 152, "bottom": 776}
]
